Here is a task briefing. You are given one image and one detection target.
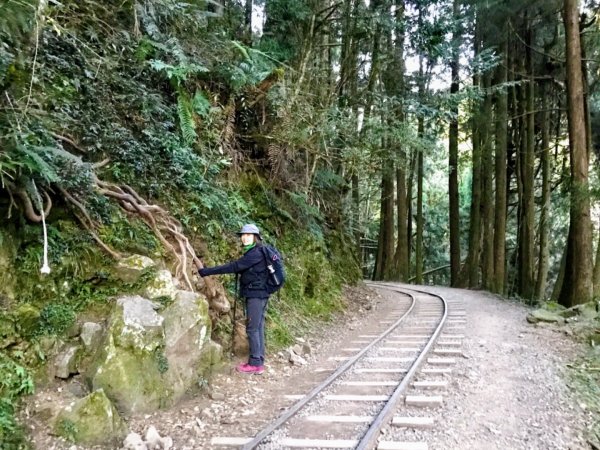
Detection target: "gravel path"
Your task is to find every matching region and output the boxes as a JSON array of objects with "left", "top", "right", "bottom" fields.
[
  {"left": 29, "top": 284, "right": 594, "bottom": 449},
  {"left": 401, "top": 284, "right": 591, "bottom": 450}
]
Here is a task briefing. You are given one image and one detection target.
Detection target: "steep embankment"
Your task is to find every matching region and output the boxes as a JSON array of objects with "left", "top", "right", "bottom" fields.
[{"left": 0, "top": 2, "right": 360, "bottom": 446}]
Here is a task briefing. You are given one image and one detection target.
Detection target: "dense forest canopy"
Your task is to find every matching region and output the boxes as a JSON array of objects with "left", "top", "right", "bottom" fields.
[{"left": 0, "top": 0, "right": 600, "bottom": 445}]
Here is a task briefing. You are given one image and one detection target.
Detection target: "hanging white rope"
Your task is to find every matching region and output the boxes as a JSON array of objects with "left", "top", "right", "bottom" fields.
[{"left": 32, "top": 180, "right": 51, "bottom": 274}]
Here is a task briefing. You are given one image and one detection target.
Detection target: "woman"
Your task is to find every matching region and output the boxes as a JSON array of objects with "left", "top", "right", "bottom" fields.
[{"left": 197, "top": 224, "right": 269, "bottom": 374}]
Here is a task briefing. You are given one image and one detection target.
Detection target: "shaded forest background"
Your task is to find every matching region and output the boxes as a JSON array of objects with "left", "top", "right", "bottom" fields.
[{"left": 1, "top": 0, "right": 600, "bottom": 446}]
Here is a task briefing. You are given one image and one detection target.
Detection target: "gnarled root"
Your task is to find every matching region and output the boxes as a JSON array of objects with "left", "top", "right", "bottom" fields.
[
  {"left": 6, "top": 182, "right": 53, "bottom": 222},
  {"left": 92, "top": 177, "right": 199, "bottom": 291}
]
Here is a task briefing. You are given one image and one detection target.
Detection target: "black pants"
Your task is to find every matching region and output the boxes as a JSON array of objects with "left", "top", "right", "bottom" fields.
[{"left": 245, "top": 297, "right": 268, "bottom": 366}]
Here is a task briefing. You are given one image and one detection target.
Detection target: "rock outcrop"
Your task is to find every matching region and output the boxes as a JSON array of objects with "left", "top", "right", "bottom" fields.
[
  {"left": 86, "top": 292, "right": 221, "bottom": 414},
  {"left": 53, "top": 389, "right": 127, "bottom": 445}
]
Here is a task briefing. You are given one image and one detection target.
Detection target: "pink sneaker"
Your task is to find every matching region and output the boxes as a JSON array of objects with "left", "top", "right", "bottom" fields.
[{"left": 236, "top": 363, "right": 264, "bottom": 374}]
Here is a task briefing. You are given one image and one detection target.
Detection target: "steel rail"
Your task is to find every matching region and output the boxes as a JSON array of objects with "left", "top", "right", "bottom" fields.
[
  {"left": 356, "top": 283, "right": 448, "bottom": 450},
  {"left": 240, "top": 290, "right": 417, "bottom": 450}
]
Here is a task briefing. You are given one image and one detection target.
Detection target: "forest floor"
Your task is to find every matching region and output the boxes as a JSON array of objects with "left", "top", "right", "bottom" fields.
[{"left": 26, "top": 283, "right": 597, "bottom": 450}]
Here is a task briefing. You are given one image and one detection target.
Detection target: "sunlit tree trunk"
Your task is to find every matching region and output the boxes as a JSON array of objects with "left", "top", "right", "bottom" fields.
[{"left": 558, "top": 0, "right": 593, "bottom": 307}]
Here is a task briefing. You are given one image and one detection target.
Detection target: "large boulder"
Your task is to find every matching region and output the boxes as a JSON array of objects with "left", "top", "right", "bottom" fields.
[
  {"left": 87, "top": 292, "right": 221, "bottom": 414},
  {"left": 53, "top": 389, "right": 127, "bottom": 445},
  {"left": 163, "top": 291, "right": 210, "bottom": 396},
  {"left": 86, "top": 296, "right": 169, "bottom": 414},
  {"left": 114, "top": 255, "right": 156, "bottom": 284},
  {"left": 144, "top": 270, "right": 178, "bottom": 301}
]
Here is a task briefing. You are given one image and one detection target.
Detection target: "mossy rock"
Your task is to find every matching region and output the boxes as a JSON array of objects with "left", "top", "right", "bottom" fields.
[
  {"left": 86, "top": 296, "right": 170, "bottom": 414},
  {"left": 527, "top": 309, "right": 565, "bottom": 324},
  {"left": 143, "top": 269, "right": 177, "bottom": 301},
  {"left": 114, "top": 255, "right": 155, "bottom": 284},
  {"left": 197, "top": 340, "right": 223, "bottom": 379},
  {"left": 53, "top": 389, "right": 127, "bottom": 445},
  {"left": 162, "top": 290, "right": 220, "bottom": 397},
  {"left": 13, "top": 303, "right": 41, "bottom": 337},
  {"left": 0, "top": 316, "right": 18, "bottom": 349}
]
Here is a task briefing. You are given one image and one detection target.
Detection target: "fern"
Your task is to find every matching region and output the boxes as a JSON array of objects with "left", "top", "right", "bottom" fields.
[
  {"left": 177, "top": 93, "right": 197, "bottom": 145},
  {"left": 15, "top": 144, "right": 60, "bottom": 183},
  {"left": 192, "top": 91, "right": 211, "bottom": 118}
]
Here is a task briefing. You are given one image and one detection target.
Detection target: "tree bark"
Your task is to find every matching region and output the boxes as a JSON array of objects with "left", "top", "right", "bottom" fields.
[
  {"left": 448, "top": 0, "right": 461, "bottom": 287},
  {"left": 481, "top": 73, "right": 494, "bottom": 290},
  {"left": 466, "top": 19, "right": 482, "bottom": 288},
  {"left": 415, "top": 53, "right": 425, "bottom": 284},
  {"left": 392, "top": 0, "right": 409, "bottom": 281},
  {"left": 517, "top": 22, "right": 535, "bottom": 300},
  {"left": 535, "top": 83, "right": 551, "bottom": 300},
  {"left": 492, "top": 51, "right": 508, "bottom": 295},
  {"left": 558, "top": 0, "right": 593, "bottom": 307}
]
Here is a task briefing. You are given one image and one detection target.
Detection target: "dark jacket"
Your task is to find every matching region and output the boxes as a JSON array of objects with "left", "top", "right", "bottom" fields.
[{"left": 199, "top": 245, "right": 269, "bottom": 298}]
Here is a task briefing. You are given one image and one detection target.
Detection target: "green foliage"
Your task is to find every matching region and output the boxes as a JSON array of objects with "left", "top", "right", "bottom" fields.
[
  {"left": 0, "top": 352, "right": 34, "bottom": 447},
  {"left": 99, "top": 214, "right": 161, "bottom": 256},
  {"left": 37, "top": 303, "right": 75, "bottom": 336},
  {"left": 154, "top": 348, "right": 169, "bottom": 374},
  {"left": 56, "top": 418, "right": 78, "bottom": 442},
  {"left": 177, "top": 92, "right": 198, "bottom": 145},
  {"left": 149, "top": 59, "right": 209, "bottom": 85},
  {"left": 568, "top": 353, "right": 600, "bottom": 445}
]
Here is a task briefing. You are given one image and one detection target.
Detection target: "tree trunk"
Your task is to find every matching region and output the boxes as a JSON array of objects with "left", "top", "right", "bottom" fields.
[
  {"left": 415, "top": 123, "right": 424, "bottom": 284},
  {"left": 396, "top": 165, "right": 409, "bottom": 280},
  {"left": 448, "top": 0, "right": 461, "bottom": 287},
  {"left": 415, "top": 52, "right": 425, "bottom": 284},
  {"left": 517, "top": 23, "right": 535, "bottom": 300},
  {"left": 391, "top": 0, "right": 409, "bottom": 281},
  {"left": 492, "top": 52, "right": 508, "bottom": 295},
  {"left": 244, "top": 0, "right": 252, "bottom": 44},
  {"left": 481, "top": 73, "right": 494, "bottom": 290},
  {"left": 558, "top": 0, "right": 593, "bottom": 307},
  {"left": 466, "top": 20, "right": 482, "bottom": 288},
  {"left": 535, "top": 83, "right": 551, "bottom": 300}
]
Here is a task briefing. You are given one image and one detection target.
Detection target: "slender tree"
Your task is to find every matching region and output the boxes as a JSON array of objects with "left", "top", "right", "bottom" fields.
[
  {"left": 558, "top": 0, "right": 593, "bottom": 306},
  {"left": 448, "top": 0, "right": 461, "bottom": 287}
]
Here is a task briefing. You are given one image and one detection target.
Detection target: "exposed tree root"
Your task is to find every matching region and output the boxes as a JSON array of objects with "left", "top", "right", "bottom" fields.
[
  {"left": 91, "top": 176, "right": 199, "bottom": 291},
  {"left": 5, "top": 181, "right": 52, "bottom": 222},
  {"left": 4, "top": 167, "right": 233, "bottom": 313}
]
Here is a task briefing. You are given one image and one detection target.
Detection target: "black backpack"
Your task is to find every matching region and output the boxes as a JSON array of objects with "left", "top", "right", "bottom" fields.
[{"left": 261, "top": 245, "right": 285, "bottom": 294}]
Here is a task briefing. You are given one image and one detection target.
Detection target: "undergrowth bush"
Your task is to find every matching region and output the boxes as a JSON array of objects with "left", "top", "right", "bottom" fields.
[{"left": 0, "top": 352, "right": 34, "bottom": 449}]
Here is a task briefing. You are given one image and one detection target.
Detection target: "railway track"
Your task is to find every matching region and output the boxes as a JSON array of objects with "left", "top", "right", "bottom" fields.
[{"left": 211, "top": 283, "right": 466, "bottom": 449}]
